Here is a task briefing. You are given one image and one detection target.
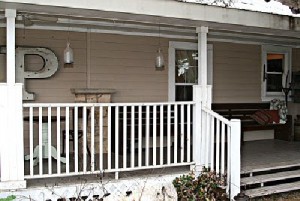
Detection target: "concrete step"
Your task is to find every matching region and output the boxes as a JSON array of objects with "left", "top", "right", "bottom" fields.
[
  {"left": 245, "top": 180, "right": 300, "bottom": 198},
  {"left": 241, "top": 169, "right": 300, "bottom": 186}
]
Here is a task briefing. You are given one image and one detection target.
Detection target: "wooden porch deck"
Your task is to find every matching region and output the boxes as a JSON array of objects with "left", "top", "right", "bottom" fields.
[
  {"left": 24, "top": 139, "right": 300, "bottom": 192},
  {"left": 242, "top": 139, "right": 300, "bottom": 174}
]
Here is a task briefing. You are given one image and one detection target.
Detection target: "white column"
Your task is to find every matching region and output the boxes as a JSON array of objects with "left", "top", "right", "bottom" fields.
[
  {"left": 0, "top": 9, "right": 26, "bottom": 190},
  {"left": 192, "top": 85, "right": 203, "bottom": 173},
  {"left": 6, "top": 9, "right": 16, "bottom": 85},
  {"left": 230, "top": 119, "right": 241, "bottom": 200},
  {"left": 196, "top": 26, "right": 208, "bottom": 87}
]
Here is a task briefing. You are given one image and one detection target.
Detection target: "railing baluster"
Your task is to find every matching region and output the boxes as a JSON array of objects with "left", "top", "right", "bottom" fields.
[
  {"left": 174, "top": 104, "right": 178, "bottom": 164},
  {"left": 38, "top": 107, "right": 43, "bottom": 175},
  {"left": 66, "top": 107, "right": 70, "bottom": 174},
  {"left": 180, "top": 104, "right": 184, "bottom": 163},
  {"left": 167, "top": 104, "right": 171, "bottom": 165},
  {"left": 160, "top": 105, "right": 164, "bottom": 165},
  {"left": 221, "top": 122, "right": 225, "bottom": 175},
  {"left": 29, "top": 107, "right": 34, "bottom": 176},
  {"left": 115, "top": 106, "right": 119, "bottom": 174},
  {"left": 131, "top": 106, "right": 135, "bottom": 168},
  {"left": 226, "top": 125, "right": 231, "bottom": 194},
  {"left": 99, "top": 106, "right": 103, "bottom": 171},
  {"left": 123, "top": 106, "right": 127, "bottom": 169},
  {"left": 210, "top": 117, "right": 215, "bottom": 171},
  {"left": 187, "top": 104, "right": 191, "bottom": 163},
  {"left": 56, "top": 107, "right": 61, "bottom": 175},
  {"left": 205, "top": 112, "right": 210, "bottom": 168},
  {"left": 146, "top": 105, "right": 150, "bottom": 166},
  {"left": 138, "top": 106, "right": 142, "bottom": 167},
  {"left": 108, "top": 106, "right": 111, "bottom": 170},
  {"left": 83, "top": 106, "right": 87, "bottom": 172},
  {"left": 216, "top": 119, "right": 220, "bottom": 174},
  {"left": 201, "top": 111, "right": 207, "bottom": 167},
  {"left": 74, "top": 107, "right": 79, "bottom": 173},
  {"left": 48, "top": 107, "right": 52, "bottom": 175},
  {"left": 153, "top": 105, "right": 157, "bottom": 166},
  {"left": 91, "top": 106, "right": 95, "bottom": 172}
]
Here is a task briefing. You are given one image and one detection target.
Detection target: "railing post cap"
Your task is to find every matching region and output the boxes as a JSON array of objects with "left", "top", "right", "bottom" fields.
[{"left": 230, "top": 119, "right": 241, "bottom": 123}]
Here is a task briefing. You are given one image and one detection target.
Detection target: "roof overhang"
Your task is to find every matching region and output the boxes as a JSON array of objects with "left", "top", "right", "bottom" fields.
[{"left": 1, "top": 0, "right": 300, "bottom": 46}]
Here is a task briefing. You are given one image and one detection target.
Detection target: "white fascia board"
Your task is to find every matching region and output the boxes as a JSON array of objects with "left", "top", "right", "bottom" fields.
[{"left": 0, "top": 0, "right": 294, "bottom": 31}]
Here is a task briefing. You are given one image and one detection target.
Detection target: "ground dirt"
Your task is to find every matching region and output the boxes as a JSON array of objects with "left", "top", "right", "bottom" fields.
[{"left": 251, "top": 190, "right": 300, "bottom": 200}]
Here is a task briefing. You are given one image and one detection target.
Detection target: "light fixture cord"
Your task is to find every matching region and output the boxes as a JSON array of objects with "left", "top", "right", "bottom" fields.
[
  {"left": 67, "top": 17, "right": 70, "bottom": 44},
  {"left": 158, "top": 22, "right": 161, "bottom": 48},
  {"left": 23, "top": 16, "right": 26, "bottom": 39}
]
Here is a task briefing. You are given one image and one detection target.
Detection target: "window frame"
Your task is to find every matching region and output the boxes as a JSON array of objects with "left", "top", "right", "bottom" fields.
[
  {"left": 261, "top": 45, "right": 291, "bottom": 102},
  {"left": 168, "top": 41, "right": 213, "bottom": 101}
]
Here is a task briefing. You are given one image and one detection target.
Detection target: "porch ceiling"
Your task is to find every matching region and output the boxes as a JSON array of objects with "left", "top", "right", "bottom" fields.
[{"left": 1, "top": 1, "right": 300, "bottom": 47}]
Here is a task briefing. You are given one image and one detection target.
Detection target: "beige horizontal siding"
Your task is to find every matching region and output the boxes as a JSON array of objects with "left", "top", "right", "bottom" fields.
[
  {"left": 212, "top": 42, "right": 261, "bottom": 103},
  {"left": 3, "top": 28, "right": 299, "bottom": 105},
  {"left": 0, "top": 28, "right": 172, "bottom": 103}
]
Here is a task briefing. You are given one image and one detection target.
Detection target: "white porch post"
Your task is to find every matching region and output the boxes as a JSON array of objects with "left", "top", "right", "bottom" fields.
[
  {"left": 197, "top": 26, "right": 208, "bottom": 87},
  {"left": 192, "top": 27, "right": 212, "bottom": 170},
  {"left": 192, "top": 85, "right": 202, "bottom": 173},
  {"left": 196, "top": 26, "right": 212, "bottom": 108},
  {"left": 6, "top": 9, "right": 16, "bottom": 85},
  {"left": 0, "top": 9, "right": 26, "bottom": 190},
  {"left": 230, "top": 119, "right": 241, "bottom": 200}
]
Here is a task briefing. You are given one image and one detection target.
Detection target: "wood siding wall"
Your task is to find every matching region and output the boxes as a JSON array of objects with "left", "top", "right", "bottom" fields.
[
  {"left": 0, "top": 28, "right": 169, "bottom": 103},
  {"left": 1, "top": 28, "right": 300, "bottom": 104},
  {"left": 212, "top": 42, "right": 262, "bottom": 103}
]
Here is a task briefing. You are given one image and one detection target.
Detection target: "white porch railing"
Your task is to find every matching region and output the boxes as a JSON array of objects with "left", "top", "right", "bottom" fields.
[
  {"left": 22, "top": 101, "right": 240, "bottom": 199},
  {"left": 201, "top": 106, "right": 241, "bottom": 200},
  {"left": 23, "top": 102, "right": 194, "bottom": 179}
]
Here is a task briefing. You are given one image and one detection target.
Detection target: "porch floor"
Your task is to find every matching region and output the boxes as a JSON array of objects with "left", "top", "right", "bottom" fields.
[
  {"left": 242, "top": 139, "right": 300, "bottom": 174},
  {"left": 24, "top": 139, "right": 300, "bottom": 188}
]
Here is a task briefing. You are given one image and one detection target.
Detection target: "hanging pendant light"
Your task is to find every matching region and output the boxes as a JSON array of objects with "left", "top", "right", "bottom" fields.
[
  {"left": 64, "top": 42, "right": 74, "bottom": 64},
  {"left": 155, "top": 23, "right": 165, "bottom": 71},
  {"left": 64, "top": 18, "right": 74, "bottom": 67},
  {"left": 155, "top": 48, "right": 165, "bottom": 71}
]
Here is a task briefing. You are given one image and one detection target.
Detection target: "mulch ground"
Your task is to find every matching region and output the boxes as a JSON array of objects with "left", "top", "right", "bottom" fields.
[{"left": 251, "top": 190, "right": 300, "bottom": 200}]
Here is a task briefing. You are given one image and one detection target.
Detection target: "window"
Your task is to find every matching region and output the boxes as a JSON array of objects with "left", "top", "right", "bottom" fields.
[
  {"left": 168, "top": 42, "right": 213, "bottom": 101},
  {"left": 175, "top": 49, "right": 198, "bottom": 101},
  {"left": 261, "top": 45, "right": 291, "bottom": 101}
]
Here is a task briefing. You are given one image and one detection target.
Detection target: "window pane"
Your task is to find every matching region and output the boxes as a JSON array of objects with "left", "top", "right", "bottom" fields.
[
  {"left": 176, "top": 86, "right": 193, "bottom": 101},
  {"left": 267, "top": 54, "right": 284, "bottom": 72},
  {"left": 175, "top": 50, "right": 198, "bottom": 84},
  {"left": 267, "top": 74, "right": 282, "bottom": 92}
]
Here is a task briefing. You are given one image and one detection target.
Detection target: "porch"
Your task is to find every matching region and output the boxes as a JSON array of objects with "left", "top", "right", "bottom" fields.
[
  {"left": 242, "top": 139, "right": 300, "bottom": 198},
  {"left": 1, "top": 1, "right": 300, "bottom": 200},
  {"left": 16, "top": 100, "right": 240, "bottom": 200},
  {"left": 23, "top": 139, "right": 300, "bottom": 182},
  {"left": 20, "top": 138, "right": 300, "bottom": 199}
]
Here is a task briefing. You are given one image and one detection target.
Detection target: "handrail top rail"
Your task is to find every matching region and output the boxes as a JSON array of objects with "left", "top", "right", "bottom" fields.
[
  {"left": 23, "top": 101, "right": 196, "bottom": 107},
  {"left": 202, "top": 106, "right": 231, "bottom": 125}
]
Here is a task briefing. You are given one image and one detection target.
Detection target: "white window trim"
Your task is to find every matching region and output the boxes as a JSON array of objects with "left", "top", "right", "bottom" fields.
[
  {"left": 261, "top": 45, "right": 292, "bottom": 102},
  {"left": 168, "top": 41, "right": 213, "bottom": 101}
]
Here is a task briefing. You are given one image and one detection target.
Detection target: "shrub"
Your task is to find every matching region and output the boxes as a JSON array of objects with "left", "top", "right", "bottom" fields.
[
  {"left": 0, "top": 195, "right": 16, "bottom": 201},
  {"left": 172, "top": 169, "right": 228, "bottom": 200}
]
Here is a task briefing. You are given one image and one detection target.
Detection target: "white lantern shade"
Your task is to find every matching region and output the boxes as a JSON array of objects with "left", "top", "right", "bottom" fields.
[
  {"left": 155, "top": 48, "right": 165, "bottom": 71},
  {"left": 64, "top": 42, "right": 74, "bottom": 64}
]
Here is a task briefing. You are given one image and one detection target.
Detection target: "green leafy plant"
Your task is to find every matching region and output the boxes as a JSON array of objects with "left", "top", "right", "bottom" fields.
[
  {"left": 0, "top": 195, "right": 16, "bottom": 201},
  {"left": 173, "top": 169, "right": 228, "bottom": 201}
]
